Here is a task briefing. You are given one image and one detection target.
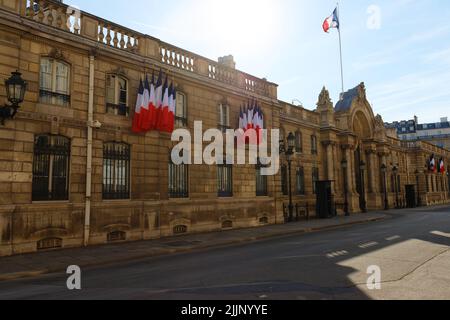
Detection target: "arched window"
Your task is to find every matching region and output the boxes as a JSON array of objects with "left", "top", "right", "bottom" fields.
[
  {"left": 295, "top": 131, "right": 303, "bottom": 153},
  {"left": 296, "top": 167, "right": 305, "bottom": 195},
  {"left": 106, "top": 74, "right": 129, "bottom": 116},
  {"left": 311, "top": 135, "right": 318, "bottom": 155},
  {"left": 40, "top": 57, "right": 71, "bottom": 107},
  {"left": 33, "top": 135, "right": 71, "bottom": 201},
  {"left": 103, "top": 142, "right": 130, "bottom": 200}
]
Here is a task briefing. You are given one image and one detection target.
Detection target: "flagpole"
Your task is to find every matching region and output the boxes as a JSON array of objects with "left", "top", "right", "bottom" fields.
[{"left": 337, "top": 2, "right": 345, "bottom": 96}]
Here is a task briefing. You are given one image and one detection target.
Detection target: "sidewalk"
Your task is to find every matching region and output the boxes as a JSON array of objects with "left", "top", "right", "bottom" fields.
[{"left": 0, "top": 212, "right": 388, "bottom": 282}]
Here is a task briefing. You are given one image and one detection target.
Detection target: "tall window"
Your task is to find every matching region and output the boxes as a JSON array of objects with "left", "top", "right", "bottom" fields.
[
  {"left": 218, "top": 104, "right": 230, "bottom": 133},
  {"left": 169, "top": 156, "right": 189, "bottom": 198},
  {"left": 296, "top": 167, "right": 305, "bottom": 195},
  {"left": 311, "top": 135, "right": 318, "bottom": 155},
  {"left": 256, "top": 162, "right": 268, "bottom": 197},
  {"left": 218, "top": 164, "right": 233, "bottom": 197},
  {"left": 40, "top": 58, "right": 70, "bottom": 107},
  {"left": 281, "top": 165, "right": 288, "bottom": 196},
  {"left": 175, "top": 91, "right": 188, "bottom": 127},
  {"left": 312, "top": 167, "right": 319, "bottom": 194},
  {"left": 106, "top": 74, "right": 129, "bottom": 116},
  {"left": 103, "top": 143, "right": 130, "bottom": 200},
  {"left": 32, "top": 135, "right": 70, "bottom": 201},
  {"left": 295, "top": 131, "right": 303, "bottom": 153}
]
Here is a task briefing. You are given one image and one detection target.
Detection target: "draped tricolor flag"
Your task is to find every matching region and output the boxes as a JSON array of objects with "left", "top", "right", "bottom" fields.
[
  {"left": 238, "top": 100, "right": 264, "bottom": 145},
  {"left": 439, "top": 158, "right": 445, "bottom": 174},
  {"left": 429, "top": 154, "right": 436, "bottom": 172},
  {"left": 323, "top": 7, "right": 339, "bottom": 33},
  {"left": 132, "top": 79, "right": 144, "bottom": 133}
]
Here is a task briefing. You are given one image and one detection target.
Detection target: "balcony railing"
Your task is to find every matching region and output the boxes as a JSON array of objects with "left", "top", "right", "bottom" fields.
[{"left": 12, "top": 0, "right": 277, "bottom": 99}]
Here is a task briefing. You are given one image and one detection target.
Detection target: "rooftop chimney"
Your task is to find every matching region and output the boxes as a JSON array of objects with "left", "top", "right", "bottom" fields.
[{"left": 218, "top": 55, "right": 236, "bottom": 69}]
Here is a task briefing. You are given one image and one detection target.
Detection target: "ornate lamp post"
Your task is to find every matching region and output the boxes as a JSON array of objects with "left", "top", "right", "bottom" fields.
[
  {"left": 341, "top": 159, "right": 349, "bottom": 216},
  {"left": 381, "top": 164, "right": 389, "bottom": 210},
  {"left": 393, "top": 165, "right": 399, "bottom": 209},
  {"left": 280, "top": 132, "right": 296, "bottom": 222},
  {"left": 1, "top": 71, "right": 27, "bottom": 125},
  {"left": 415, "top": 169, "right": 421, "bottom": 207},
  {"left": 360, "top": 161, "right": 367, "bottom": 213}
]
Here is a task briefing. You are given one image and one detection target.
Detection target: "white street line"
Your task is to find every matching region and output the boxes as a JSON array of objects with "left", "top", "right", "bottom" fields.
[
  {"left": 359, "top": 241, "right": 379, "bottom": 249},
  {"left": 385, "top": 235, "right": 401, "bottom": 241}
]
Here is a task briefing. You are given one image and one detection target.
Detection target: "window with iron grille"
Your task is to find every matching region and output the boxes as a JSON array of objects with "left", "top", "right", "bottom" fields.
[
  {"left": 106, "top": 74, "right": 129, "bottom": 116},
  {"left": 311, "top": 135, "right": 318, "bottom": 155},
  {"left": 295, "top": 131, "right": 303, "bottom": 153},
  {"left": 103, "top": 143, "right": 130, "bottom": 200},
  {"left": 175, "top": 91, "right": 188, "bottom": 128},
  {"left": 296, "top": 167, "right": 306, "bottom": 195},
  {"left": 312, "top": 167, "right": 319, "bottom": 194},
  {"left": 168, "top": 157, "right": 189, "bottom": 199},
  {"left": 32, "top": 135, "right": 71, "bottom": 201},
  {"left": 256, "top": 162, "right": 268, "bottom": 196},
  {"left": 281, "top": 165, "right": 288, "bottom": 195},
  {"left": 218, "top": 164, "right": 233, "bottom": 197},
  {"left": 218, "top": 104, "right": 230, "bottom": 133},
  {"left": 40, "top": 58, "right": 71, "bottom": 107}
]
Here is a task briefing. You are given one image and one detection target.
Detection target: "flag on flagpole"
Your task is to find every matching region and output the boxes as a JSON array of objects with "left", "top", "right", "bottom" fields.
[
  {"left": 429, "top": 154, "right": 436, "bottom": 172},
  {"left": 323, "top": 7, "right": 340, "bottom": 33},
  {"left": 152, "top": 70, "right": 163, "bottom": 130},
  {"left": 132, "top": 79, "right": 144, "bottom": 133},
  {"left": 143, "top": 71, "right": 156, "bottom": 131},
  {"left": 439, "top": 158, "right": 445, "bottom": 174},
  {"left": 158, "top": 76, "right": 169, "bottom": 131},
  {"left": 139, "top": 75, "right": 151, "bottom": 131},
  {"left": 168, "top": 86, "right": 176, "bottom": 133}
]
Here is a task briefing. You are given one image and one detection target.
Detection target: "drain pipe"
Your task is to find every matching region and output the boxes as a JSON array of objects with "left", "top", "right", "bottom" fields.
[{"left": 84, "top": 54, "right": 95, "bottom": 247}]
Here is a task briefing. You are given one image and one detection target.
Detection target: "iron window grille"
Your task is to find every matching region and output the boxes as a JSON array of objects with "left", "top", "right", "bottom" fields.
[
  {"left": 218, "top": 164, "right": 233, "bottom": 197},
  {"left": 32, "top": 135, "right": 71, "bottom": 201},
  {"left": 168, "top": 157, "right": 189, "bottom": 199},
  {"left": 312, "top": 167, "right": 319, "bottom": 194},
  {"left": 296, "top": 167, "right": 306, "bottom": 195},
  {"left": 256, "top": 162, "right": 268, "bottom": 197},
  {"left": 103, "top": 143, "right": 131, "bottom": 200}
]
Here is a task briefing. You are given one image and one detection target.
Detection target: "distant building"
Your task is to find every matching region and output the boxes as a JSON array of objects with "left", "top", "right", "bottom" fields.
[{"left": 386, "top": 117, "right": 450, "bottom": 149}]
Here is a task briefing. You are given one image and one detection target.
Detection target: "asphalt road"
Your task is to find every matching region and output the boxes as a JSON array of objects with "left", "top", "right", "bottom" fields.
[{"left": 1, "top": 206, "right": 450, "bottom": 300}]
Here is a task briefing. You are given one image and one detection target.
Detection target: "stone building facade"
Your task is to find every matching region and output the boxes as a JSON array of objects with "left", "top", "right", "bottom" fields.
[{"left": 0, "top": 1, "right": 449, "bottom": 256}]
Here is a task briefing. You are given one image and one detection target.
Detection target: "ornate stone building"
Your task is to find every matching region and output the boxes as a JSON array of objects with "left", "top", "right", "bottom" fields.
[{"left": 0, "top": 1, "right": 449, "bottom": 256}]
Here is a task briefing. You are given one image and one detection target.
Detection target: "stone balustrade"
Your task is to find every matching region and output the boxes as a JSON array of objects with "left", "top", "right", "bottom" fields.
[{"left": 11, "top": 0, "right": 277, "bottom": 99}]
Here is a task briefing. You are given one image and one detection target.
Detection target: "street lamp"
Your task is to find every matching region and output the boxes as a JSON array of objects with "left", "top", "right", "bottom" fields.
[
  {"left": 381, "top": 164, "right": 389, "bottom": 210},
  {"left": 415, "top": 169, "right": 421, "bottom": 207},
  {"left": 341, "top": 159, "right": 349, "bottom": 216},
  {"left": 393, "top": 165, "right": 400, "bottom": 209},
  {"left": 280, "top": 132, "right": 296, "bottom": 222},
  {"left": 1, "top": 71, "right": 27, "bottom": 125},
  {"left": 360, "top": 161, "right": 367, "bottom": 213}
]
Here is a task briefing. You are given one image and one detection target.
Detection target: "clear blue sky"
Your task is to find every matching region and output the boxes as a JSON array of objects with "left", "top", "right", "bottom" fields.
[{"left": 69, "top": 0, "right": 450, "bottom": 123}]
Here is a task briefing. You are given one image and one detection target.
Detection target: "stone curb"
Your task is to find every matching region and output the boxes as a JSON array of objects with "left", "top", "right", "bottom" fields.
[{"left": 0, "top": 215, "right": 387, "bottom": 282}]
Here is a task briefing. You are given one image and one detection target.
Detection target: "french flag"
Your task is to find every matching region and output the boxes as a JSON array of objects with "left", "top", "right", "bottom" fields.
[
  {"left": 131, "top": 79, "right": 144, "bottom": 133},
  {"left": 439, "top": 158, "right": 445, "bottom": 174},
  {"left": 323, "top": 8, "right": 339, "bottom": 33},
  {"left": 157, "top": 76, "right": 169, "bottom": 131},
  {"left": 139, "top": 75, "right": 151, "bottom": 131},
  {"left": 152, "top": 70, "right": 163, "bottom": 130}
]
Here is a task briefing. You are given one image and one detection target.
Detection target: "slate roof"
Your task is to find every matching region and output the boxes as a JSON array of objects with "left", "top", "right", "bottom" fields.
[{"left": 335, "top": 85, "right": 359, "bottom": 112}]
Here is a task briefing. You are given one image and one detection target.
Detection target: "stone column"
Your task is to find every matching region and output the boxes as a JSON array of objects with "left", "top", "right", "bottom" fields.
[{"left": 323, "top": 141, "right": 335, "bottom": 192}]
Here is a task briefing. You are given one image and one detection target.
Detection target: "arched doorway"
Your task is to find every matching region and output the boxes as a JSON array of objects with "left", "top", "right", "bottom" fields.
[{"left": 354, "top": 145, "right": 367, "bottom": 212}]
